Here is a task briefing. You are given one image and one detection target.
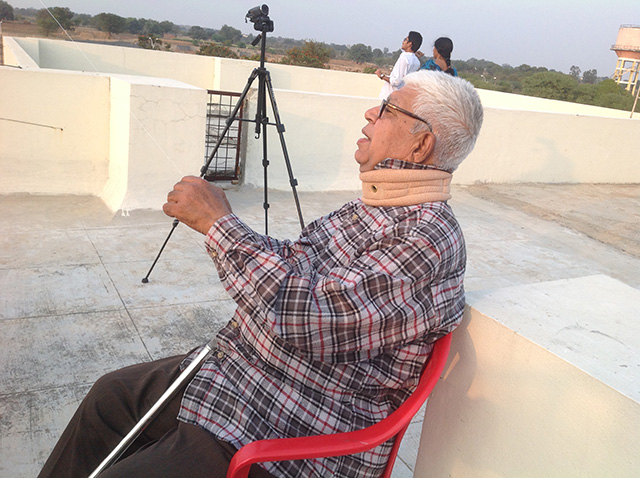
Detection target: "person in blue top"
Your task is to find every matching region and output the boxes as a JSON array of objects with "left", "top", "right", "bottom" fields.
[{"left": 418, "top": 37, "right": 457, "bottom": 77}]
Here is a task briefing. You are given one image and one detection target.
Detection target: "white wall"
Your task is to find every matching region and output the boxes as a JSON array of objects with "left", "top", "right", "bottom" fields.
[
  {"left": 107, "top": 75, "right": 207, "bottom": 211},
  {"left": 241, "top": 89, "right": 371, "bottom": 191},
  {"left": 455, "top": 107, "right": 640, "bottom": 184},
  {"left": 0, "top": 66, "right": 206, "bottom": 211},
  {"left": 0, "top": 67, "right": 110, "bottom": 195},
  {"left": 9, "top": 37, "right": 381, "bottom": 97},
  {"left": 415, "top": 276, "right": 640, "bottom": 477},
  {"left": 2, "top": 36, "right": 640, "bottom": 213},
  {"left": 11, "top": 37, "right": 216, "bottom": 89}
]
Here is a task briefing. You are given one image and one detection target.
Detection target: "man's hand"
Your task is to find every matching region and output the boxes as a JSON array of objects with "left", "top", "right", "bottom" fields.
[
  {"left": 375, "top": 68, "right": 388, "bottom": 81},
  {"left": 163, "top": 176, "right": 232, "bottom": 235}
]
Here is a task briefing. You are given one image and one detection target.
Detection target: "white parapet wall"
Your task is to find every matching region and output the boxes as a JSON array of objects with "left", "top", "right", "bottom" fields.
[
  {"left": 0, "top": 67, "right": 110, "bottom": 195},
  {"left": 0, "top": 65, "right": 206, "bottom": 211},
  {"left": 454, "top": 106, "right": 640, "bottom": 184},
  {"left": 241, "top": 89, "right": 371, "bottom": 192},
  {"left": 8, "top": 37, "right": 216, "bottom": 89},
  {"left": 103, "top": 74, "right": 207, "bottom": 212},
  {"left": 1, "top": 35, "right": 640, "bottom": 211},
  {"left": 415, "top": 275, "right": 640, "bottom": 477}
]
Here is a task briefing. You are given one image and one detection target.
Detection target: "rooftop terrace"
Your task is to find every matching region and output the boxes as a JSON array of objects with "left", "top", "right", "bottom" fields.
[
  {"left": 1, "top": 182, "right": 639, "bottom": 477},
  {"left": 1, "top": 35, "right": 639, "bottom": 477}
]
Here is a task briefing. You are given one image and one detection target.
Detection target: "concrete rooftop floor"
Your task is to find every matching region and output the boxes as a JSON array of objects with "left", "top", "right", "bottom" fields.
[{"left": 1, "top": 183, "right": 639, "bottom": 478}]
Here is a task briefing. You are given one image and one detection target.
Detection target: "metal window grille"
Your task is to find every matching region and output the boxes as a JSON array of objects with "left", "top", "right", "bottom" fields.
[{"left": 203, "top": 90, "right": 243, "bottom": 181}]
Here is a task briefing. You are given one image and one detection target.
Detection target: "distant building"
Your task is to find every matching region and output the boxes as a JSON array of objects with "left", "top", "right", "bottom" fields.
[{"left": 611, "top": 25, "right": 640, "bottom": 96}]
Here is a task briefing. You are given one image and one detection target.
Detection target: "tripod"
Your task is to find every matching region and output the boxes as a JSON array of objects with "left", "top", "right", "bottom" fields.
[{"left": 142, "top": 8, "right": 304, "bottom": 283}]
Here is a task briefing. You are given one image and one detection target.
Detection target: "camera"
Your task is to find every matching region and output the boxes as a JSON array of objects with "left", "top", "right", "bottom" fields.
[{"left": 246, "top": 5, "right": 274, "bottom": 33}]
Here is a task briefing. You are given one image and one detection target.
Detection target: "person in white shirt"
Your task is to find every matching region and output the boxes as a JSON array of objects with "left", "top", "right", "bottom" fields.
[{"left": 376, "top": 31, "right": 423, "bottom": 99}]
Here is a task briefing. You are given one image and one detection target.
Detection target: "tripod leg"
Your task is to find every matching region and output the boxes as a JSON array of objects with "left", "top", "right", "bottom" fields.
[
  {"left": 263, "top": 71, "right": 305, "bottom": 230},
  {"left": 257, "top": 70, "right": 270, "bottom": 235},
  {"left": 202, "top": 68, "right": 260, "bottom": 176},
  {"left": 142, "top": 219, "right": 179, "bottom": 283},
  {"left": 142, "top": 69, "right": 261, "bottom": 283}
]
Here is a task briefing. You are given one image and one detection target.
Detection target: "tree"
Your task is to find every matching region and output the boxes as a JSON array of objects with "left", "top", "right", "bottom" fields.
[
  {"left": 0, "top": 0, "right": 15, "bottom": 21},
  {"left": 573, "top": 83, "right": 597, "bottom": 104},
  {"left": 569, "top": 65, "right": 581, "bottom": 80},
  {"left": 159, "top": 21, "right": 176, "bottom": 35},
  {"left": 73, "top": 13, "right": 92, "bottom": 27},
  {"left": 280, "top": 41, "right": 331, "bottom": 69},
  {"left": 188, "top": 26, "right": 210, "bottom": 40},
  {"left": 36, "top": 7, "right": 74, "bottom": 36},
  {"left": 93, "top": 13, "right": 126, "bottom": 37},
  {"left": 142, "top": 19, "right": 164, "bottom": 36},
  {"left": 126, "top": 17, "right": 144, "bottom": 35},
  {"left": 522, "top": 71, "right": 578, "bottom": 101},
  {"left": 348, "top": 43, "right": 373, "bottom": 64},
  {"left": 592, "top": 79, "right": 634, "bottom": 109},
  {"left": 582, "top": 69, "right": 598, "bottom": 84},
  {"left": 213, "top": 25, "right": 242, "bottom": 44}
]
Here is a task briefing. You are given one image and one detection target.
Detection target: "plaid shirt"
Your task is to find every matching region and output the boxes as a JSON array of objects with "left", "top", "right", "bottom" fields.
[{"left": 178, "top": 160, "right": 466, "bottom": 477}]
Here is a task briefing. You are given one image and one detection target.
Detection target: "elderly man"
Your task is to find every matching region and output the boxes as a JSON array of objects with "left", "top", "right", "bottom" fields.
[{"left": 39, "top": 70, "right": 483, "bottom": 478}]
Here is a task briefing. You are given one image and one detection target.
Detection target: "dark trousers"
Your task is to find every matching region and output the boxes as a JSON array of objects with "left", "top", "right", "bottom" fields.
[{"left": 38, "top": 354, "right": 274, "bottom": 478}]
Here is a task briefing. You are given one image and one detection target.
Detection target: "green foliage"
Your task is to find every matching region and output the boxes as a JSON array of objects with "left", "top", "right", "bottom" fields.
[
  {"left": 362, "top": 66, "right": 377, "bottom": 74},
  {"left": 522, "top": 71, "right": 578, "bottom": 101},
  {"left": 159, "top": 21, "right": 176, "bottom": 35},
  {"left": 592, "top": 79, "right": 635, "bottom": 109},
  {"left": 213, "top": 25, "right": 242, "bottom": 44},
  {"left": 280, "top": 41, "right": 331, "bottom": 69},
  {"left": 197, "top": 42, "right": 239, "bottom": 59},
  {"left": 569, "top": 65, "right": 581, "bottom": 79},
  {"left": 348, "top": 43, "right": 372, "bottom": 63},
  {"left": 125, "top": 17, "right": 144, "bottom": 34},
  {"left": 92, "top": 12, "right": 126, "bottom": 36},
  {"left": 73, "top": 13, "right": 93, "bottom": 27},
  {"left": 36, "top": 7, "right": 74, "bottom": 36},
  {"left": 0, "top": 0, "right": 15, "bottom": 21},
  {"left": 189, "top": 25, "right": 210, "bottom": 41},
  {"left": 582, "top": 69, "right": 598, "bottom": 84}
]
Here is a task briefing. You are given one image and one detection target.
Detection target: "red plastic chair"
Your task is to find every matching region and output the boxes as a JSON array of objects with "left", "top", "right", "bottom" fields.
[{"left": 227, "top": 333, "right": 452, "bottom": 478}]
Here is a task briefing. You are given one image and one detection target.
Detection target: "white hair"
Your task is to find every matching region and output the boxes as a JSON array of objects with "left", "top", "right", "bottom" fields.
[{"left": 402, "top": 70, "right": 484, "bottom": 172}]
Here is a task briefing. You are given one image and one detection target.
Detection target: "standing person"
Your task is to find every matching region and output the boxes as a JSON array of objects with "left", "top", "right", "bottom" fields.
[
  {"left": 419, "top": 37, "right": 458, "bottom": 76},
  {"left": 375, "top": 31, "right": 422, "bottom": 99},
  {"left": 38, "top": 70, "right": 483, "bottom": 478}
]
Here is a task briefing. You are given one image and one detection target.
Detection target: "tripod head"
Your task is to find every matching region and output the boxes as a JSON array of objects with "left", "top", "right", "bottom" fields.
[{"left": 246, "top": 5, "right": 274, "bottom": 34}]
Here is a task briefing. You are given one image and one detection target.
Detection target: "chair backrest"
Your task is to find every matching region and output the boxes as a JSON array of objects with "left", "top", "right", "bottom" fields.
[{"left": 227, "top": 332, "right": 452, "bottom": 478}]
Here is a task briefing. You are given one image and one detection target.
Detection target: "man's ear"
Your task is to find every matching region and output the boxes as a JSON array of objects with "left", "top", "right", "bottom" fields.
[{"left": 411, "top": 131, "right": 436, "bottom": 164}]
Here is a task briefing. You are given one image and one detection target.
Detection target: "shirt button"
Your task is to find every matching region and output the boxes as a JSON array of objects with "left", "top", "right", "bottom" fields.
[
  {"left": 231, "top": 320, "right": 239, "bottom": 328},
  {"left": 352, "top": 213, "right": 359, "bottom": 221},
  {"left": 210, "top": 250, "right": 218, "bottom": 258},
  {"left": 217, "top": 351, "right": 224, "bottom": 359}
]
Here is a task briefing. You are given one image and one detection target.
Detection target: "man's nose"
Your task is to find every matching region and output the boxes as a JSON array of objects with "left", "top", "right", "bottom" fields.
[{"left": 364, "top": 106, "right": 379, "bottom": 123}]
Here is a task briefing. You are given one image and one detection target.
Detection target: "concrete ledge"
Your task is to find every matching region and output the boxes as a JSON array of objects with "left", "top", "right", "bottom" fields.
[{"left": 415, "top": 275, "right": 640, "bottom": 477}]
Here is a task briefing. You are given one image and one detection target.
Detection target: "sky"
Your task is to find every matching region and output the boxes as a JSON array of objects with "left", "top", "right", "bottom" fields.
[{"left": 7, "top": 0, "right": 640, "bottom": 76}]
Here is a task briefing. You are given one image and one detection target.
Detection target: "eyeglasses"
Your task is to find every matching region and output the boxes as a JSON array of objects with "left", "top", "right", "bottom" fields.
[{"left": 378, "top": 99, "right": 433, "bottom": 132}]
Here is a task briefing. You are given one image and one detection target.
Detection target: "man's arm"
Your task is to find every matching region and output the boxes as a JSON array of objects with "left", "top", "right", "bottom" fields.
[{"left": 207, "top": 215, "right": 463, "bottom": 364}]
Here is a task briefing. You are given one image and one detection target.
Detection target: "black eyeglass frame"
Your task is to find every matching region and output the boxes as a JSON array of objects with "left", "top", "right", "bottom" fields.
[{"left": 378, "top": 99, "right": 433, "bottom": 133}]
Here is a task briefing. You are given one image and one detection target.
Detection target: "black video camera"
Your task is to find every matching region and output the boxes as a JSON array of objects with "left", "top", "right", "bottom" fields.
[{"left": 246, "top": 5, "right": 274, "bottom": 33}]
